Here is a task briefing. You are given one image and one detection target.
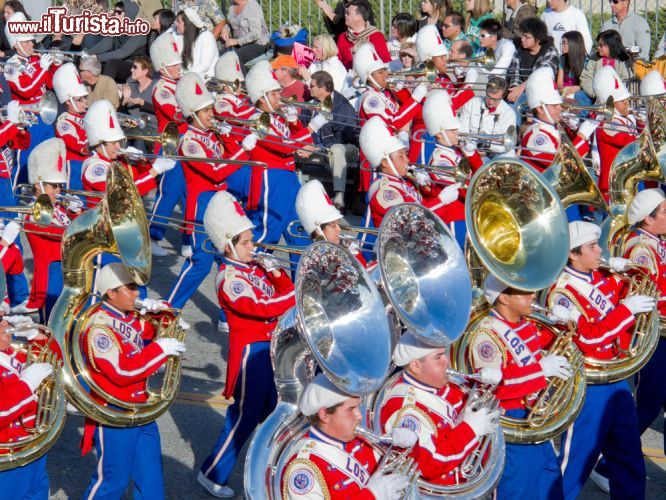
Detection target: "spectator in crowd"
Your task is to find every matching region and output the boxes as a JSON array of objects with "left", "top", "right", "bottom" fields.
[
  {"left": 79, "top": 56, "right": 121, "bottom": 109},
  {"left": 478, "top": 19, "right": 515, "bottom": 77},
  {"left": 306, "top": 70, "right": 359, "bottom": 209},
  {"left": 442, "top": 12, "right": 468, "bottom": 50},
  {"left": 175, "top": 8, "right": 218, "bottom": 79},
  {"left": 388, "top": 13, "right": 418, "bottom": 65},
  {"left": 506, "top": 17, "right": 559, "bottom": 103},
  {"left": 558, "top": 31, "right": 588, "bottom": 103},
  {"left": 418, "top": 0, "right": 451, "bottom": 31},
  {"left": 465, "top": 0, "right": 494, "bottom": 53},
  {"left": 541, "top": 0, "right": 593, "bottom": 55},
  {"left": 601, "top": 0, "right": 651, "bottom": 59},
  {"left": 502, "top": 0, "right": 537, "bottom": 45},
  {"left": 148, "top": 8, "right": 176, "bottom": 48},
  {"left": 120, "top": 56, "right": 157, "bottom": 151},
  {"left": 175, "top": 0, "right": 227, "bottom": 39},
  {"left": 0, "top": 0, "right": 30, "bottom": 56},
  {"left": 317, "top": 0, "right": 375, "bottom": 40},
  {"left": 337, "top": 0, "right": 391, "bottom": 69},
  {"left": 298, "top": 34, "right": 349, "bottom": 94},
  {"left": 398, "top": 42, "right": 419, "bottom": 70},
  {"left": 459, "top": 76, "right": 516, "bottom": 158},
  {"left": 580, "top": 29, "right": 632, "bottom": 101},
  {"left": 78, "top": 1, "right": 148, "bottom": 82},
  {"left": 222, "top": 0, "right": 270, "bottom": 67},
  {"left": 273, "top": 55, "right": 311, "bottom": 102}
]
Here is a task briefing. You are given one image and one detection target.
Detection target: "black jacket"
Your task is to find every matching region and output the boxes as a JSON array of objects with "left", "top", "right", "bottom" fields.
[{"left": 306, "top": 91, "right": 358, "bottom": 147}]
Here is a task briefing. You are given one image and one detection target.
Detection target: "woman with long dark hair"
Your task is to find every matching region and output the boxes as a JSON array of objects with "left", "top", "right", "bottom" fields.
[
  {"left": 557, "top": 31, "right": 586, "bottom": 101},
  {"left": 175, "top": 8, "right": 218, "bottom": 79},
  {"left": 580, "top": 30, "right": 632, "bottom": 101}
]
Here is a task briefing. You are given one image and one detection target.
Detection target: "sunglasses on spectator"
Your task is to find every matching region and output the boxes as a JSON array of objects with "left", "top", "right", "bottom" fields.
[
  {"left": 479, "top": 33, "right": 494, "bottom": 39},
  {"left": 521, "top": 34, "right": 534, "bottom": 40},
  {"left": 608, "top": 0, "right": 624, "bottom": 4},
  {"left": 399, "top": 52, "right": 415, "bottom": 59},
  {"left": 113, "top": 8, "right": 124, "bottom": 14}
]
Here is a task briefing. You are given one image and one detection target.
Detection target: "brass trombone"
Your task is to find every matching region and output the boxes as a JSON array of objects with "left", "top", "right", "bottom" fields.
[
  {"left": 34, "top": 48, "right": 84, "bottom": 63},
  {"left": 387, "top": 61, "right": 437, "bottom": 84},
  {"left": 117, "top": 112, "right": 150, "bottom": 130},
  {"left": 206, "top": 77, "right": 244, "bottom": 94},
  {"left": 0, "top": 194, "right": 54, "bottom": 226},
  {"left": 411, "top": 125, "right": 517, "bottom": 154},
  {"left": 561, "top": 96, "right": 615, "bottom": 122},
  {"left": 123, "top": 121, "right": 180, "bottom": 156},
  {"left": 447, "top": 48, "right": 495, "bottom": 69},
  {"left": 280, "top": 95, "right": 333, "bottom": 120},
  {"left": 117, "top": 147, "right": 269, "bottom": 169},
  {"left": 0, "top": 91, "right": 58, "bottom": 126}
]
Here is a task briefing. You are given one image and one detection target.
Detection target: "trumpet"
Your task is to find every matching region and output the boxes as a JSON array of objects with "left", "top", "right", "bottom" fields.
[
  {"left": 387, "top": 61, "right": 437, "bottom": 84},
  {"left": 34, "top": 48, "right": 84, "bottom": 63},
  {"left": 280, "top": 95, "right": 333, "bottom": 120},
  {"left": 0, "top": 58, "right": 26, "bottom": 72},
  {"left": 561, "top": 96, "right": 615, "bottom": 122},
  {"left": 206, "top": 77, "right": 244, "bottom": 94},
  {"left": 411, "top": 125, "right": 517, "bottom": 154},
  {"left": 0, "top": 91, "right": 58, "bottom": 126},
  {"left": 0, "top": 194, "right": 54, "bottom": 226},
  {"left": 117, "top": 112, "right": 150, "bottom": 130}
]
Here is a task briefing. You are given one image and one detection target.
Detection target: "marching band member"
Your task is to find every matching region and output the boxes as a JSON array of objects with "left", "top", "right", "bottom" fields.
[
  {"left": 3, "top": 12, "right": 58, "bottom": 186},
  {"left": 52, "top": 63, "right": 89, "bottom": 191},
  {"left": 80, "top": 262, "right": 186, "bottom": 499},
  {"left": 622, "top": 190, "right": 666, "bottom": 461},
  {"left": 0, "top": 314, "right": 54, "bottom": 497},
  {"left": 592, "top": 66, "right": 638, "bottom": 199},
  {"left": 212, "top": 51, "right": 256, "bottom": 122},
  {"left": 640, "top": 69, "right": 666, "bottom": 99},
  {"left": 469, "top": 274, "right": 572, "bottom": 499},
  {"left": 360, "top": 116, "right": 422, "bottom": 228},
  {"left": 167, "top": 72, "right": 253, "bottom": 312},
  {"left": 354, "top": 41, "right": 427, "bottom": 165},
  {"left": 24, "top": 139, "right": 82, "bottom": 321},
  {"left": 0, "top": 101, "right": 30, "bottom": 207},
  {"left": 546, "top": 221, "right": 652, "bottom": 499},
  {"left": 281, "top": 373, "right": 414, "bottom": 499},
  {"left": 295, "top": 179, "right": 367, "bottom": 266},
  {"left": 446, "top": 40, "right": 478, "bottom": 111},
  {"left": 521, "top": 67, "right": 596, "bottom": 173},
  {"left": 198, "top": 191, "right": 295, "bottom": 498},
  {"left": 379, "top": 331, "right": 500, "bottom": 484},
  {"left": 0, "top": 222, "right": 29, "bottom": 311},
  {"left": 419, "top": 89, "right": 483, "bottom": 248},
  {"left": 149, "top": 31, "right": 190, "bottom": 257}
]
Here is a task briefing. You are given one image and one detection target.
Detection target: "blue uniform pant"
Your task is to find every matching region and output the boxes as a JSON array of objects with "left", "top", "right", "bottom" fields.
[
  {"left": 149, "top": 160, "right": 187, "bottom": 243},
  {"left": 635, "top": 338, "right": 666, "bottom": 450},
  {"left": 200, "top": 341, "right": 277, "bottom": 486},
  {"left": 0, "top": 454, "right": 48, "bottom": 500},
  {"left": 6, "top": 271, "right": 30, "bottom": 306},
  {"left": 67, "top": 159, "right": 84, "bottom": 191},
  {"left": 38, "top": 260, "right": 63, "bottom": 323},
  {"left": 496, "top": 409, "right": 563, "bottom": 500},
  {"left": 15, "top": 117, "right": 54, "bottom": 188},
  {"left": 449, "top": 220, "right": 466, "bottom": 250},
  {"left": 559, "top": 381, "right": 645, "bottom": 500},
  {"left": 84, "top": 421, "right": 164, "bottom": 500}
]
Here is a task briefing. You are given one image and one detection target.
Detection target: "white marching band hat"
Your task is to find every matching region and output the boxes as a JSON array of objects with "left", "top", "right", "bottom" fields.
[
  {"left": 245, "top": 60, "right": 281, "bottom": 105},
  {"left": 483, "top": 273, "right": 510, "bottom": 306},
  {"left": 84, "top": 99, "right": 126, "bottom": 147},
  {"left": 359, "top": 116, "right": 406, "bottom": 168},
  {"left": 299, "top": 373, "right": 351, "bottom": 416},
  {"left": 415, "top": 24, "right": 449, "bottom": 61},
  {"left": 176, "top": 72, "right": 215, "bottom": 118},
  {"left": 28, "top": 138, "right": 67, "bottom": 185},
  {"left": 215, "top": 51, "right": 245, "bottom": 83},
  {"left": 526, "top": 67, "right": 562, "bottom": 110},
  {"left": 353, "top": 42, "right": 387, "bottom": 85},
  {"left": 568, "top": 221, "right": 601, "bottom": 250},
  {"left": 97, "top": 263, "right": 137, "bottom": 296},
  {"left": 150, "top": 31, "right": 182, "bottom": 70},
  {"left": 296, "top": 180, "right": 342, "bottom": 235},
  {"left": 53, "top": 63, "right": 88, "bottom": 104},
  {"left": 5, "top": 12, "right": 35, "bottom": 48},
  {"left": 204, "top": 191, "right": 255, "bottom": 251},
  {"left": 393, "top": 331, "right": 439, "bottom": 366},
  {"left": 628, "top": 188, "right": 666, "bottom": 225},
  {"left": 423, "top": 89, "right": 460, "bottom": 135},
  {"left": 640, "top": 70, "right": 666, "bottom": 97},
  {"left": 593, "top": 65, "right": 631, "bottom": 104}
]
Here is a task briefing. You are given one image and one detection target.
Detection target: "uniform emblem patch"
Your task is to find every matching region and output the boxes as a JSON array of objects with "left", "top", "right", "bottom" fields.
[
  {"left": 636, "top": 254, "right": 649, "bottom": 266},
  {"left": 367, "top": 96, "right": 380, "bottom": 109},
  {"left": 289, "top": 468, "right": 314, "bottom": 494},
  {"left": 231, "top": 281, "right": 245, "bottom": 295},
  {"left": 383, "top": 190, "right": 397, "bottom": 201},
  {"left": 187, "top": 143, "right": 199, "bottom": 155},
  {"left": 94, "top": 334, "right": 112, "bottom": 353},
  {"left": 477, "top": 341, "right": 497, "bottom": 362},
  {"left": 160, "top": 90, "right": 170, "bottom": 100},
  {"left": 534, "top": 135, "right": 546, "bottom": 146},
  {"left": 60, "top": 122, "right": 70, "bottom": 131},
  {"left": 92, "top": 164, "right": 107, "bottom": 177},
  {"left": 398, "top": 414, "right": 421, "bottom": 433},
  {"left": 557, "top": 296, "right": 571, "bottom": 308}
]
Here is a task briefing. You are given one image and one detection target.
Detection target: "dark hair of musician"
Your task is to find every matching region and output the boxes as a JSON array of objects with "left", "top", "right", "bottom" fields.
[
  {"left": 569, "top": 246, "right": 583, "bottom": 257},
  {"left": 4, "top": 0, "right": 30, "bottom": 19},
  {"left": 177, "top": 10, "right": 202, "bottom": 69},
  {"left": 391, "top": 13, "right": 418, "bottom": 40},
  {"left": 519, "top": 17, "right": 548, "bottom": 45},
  {"left": 446, "top": 11, "right": 464, "bottom": 29},
  {"left": 597, "top": 29, "right": 630, "bottom": 62},
  {"left": 311, "top": 70, "right": 335, "bottom": 93},
  {"left": 639, "top": 205, "right": 661, "bottom": 228},
  {"left": 348, "top": 0, "right": 372, "bottom": 22},
  {"left": 561, "top": 31, "right": 586, "bottom": 82},
  {"left": 486, "top": 76, "right": 508, "bottom": 95},
  {"left": 479, "top": 18, "right": 503, "bottom": 39},
  {"left": 453, "top": 40, "right": 473, "bottom": 59},
  {"left": 306, "top": 401, "right": 344, "bottom": 427},
  {"left": 152, "top": 8, "right": 176, "bottom": 34}
]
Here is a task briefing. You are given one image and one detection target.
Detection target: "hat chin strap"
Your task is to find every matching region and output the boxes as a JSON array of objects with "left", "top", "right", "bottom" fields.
[
  {"left": 100, "top": 143, "right": 110, "bottom": 159},
  {"left": 69, "top": 97, "right": 83, "bottom": 114},
  {"left": 440, "top": 129, "right": 453, "bottom": 147},
  {"left": 262, "top": 93, "right": 276, "bottom": 114},
  {"left": 368, "top": 74, "right": 383, "bottom": 90},
  {"left": 193, "top": 111, "right": 206, "bottom": 129},
  {"left": 315, "top": 226, "right": 326, "bottom": 241},
  {"left": 227, "top": 241, "right": 241, "bottom": 260},
  {"left": 541, "top": 102, "right": 555, "bottom": 124},
  {"left": 385, "top": 154, "right": 401, "bottom": 178}
]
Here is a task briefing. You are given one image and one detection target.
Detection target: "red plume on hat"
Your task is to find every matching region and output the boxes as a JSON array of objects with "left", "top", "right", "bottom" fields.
[
  {"left": 57, "top": 154, "right": 64, "bottom": 172},
  {"left": 233, "top": 201, "right": 246, "bottom": 217},
  {"left": 323, "top": 191, "right": 334, "bottom": 206},
  {"left": 109, "top": 114, "right": 115, "bottom": 128},
  {"left": 195, "top": 83, "right": 203, "bottom": 95},
  {"left": 614, "top": 78, "right": 619, "bottom": 89}
]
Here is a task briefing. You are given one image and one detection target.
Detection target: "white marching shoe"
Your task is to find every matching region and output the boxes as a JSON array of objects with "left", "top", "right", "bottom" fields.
[
  {"left": 181, "top": 244, "right": 193, "bottom": 258},
  {"left": 151, "top": 240, "right": 168, "bottom": 257},
  {"left": 197, "top": 471, "right": 235, "bottom": 498},
  {"left": 589, "top": 469, "right": 610, "bottom": 493}
]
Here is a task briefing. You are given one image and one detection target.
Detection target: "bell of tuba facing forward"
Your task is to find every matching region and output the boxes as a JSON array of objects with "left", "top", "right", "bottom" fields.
[{"left": 48, "top": 162, "right": 186, "bottom": 427}]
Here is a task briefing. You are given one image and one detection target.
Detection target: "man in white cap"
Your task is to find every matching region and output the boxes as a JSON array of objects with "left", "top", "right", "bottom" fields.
[
  {"left": 0, "top": 310, "right": 54, "bottom": 497},
  {"left": 546, "top": 221, "right": 653, "bottom": 499},
  {"left": 52, "top": 62, "right": 89, "bottom": 191},
  {"left": 198, "top": 191, "right": 295, "bottom": 497},
  {"left": 593, "top": 65, "right": 638, "bottom": 199},
  {"left": 4, "top": 11, "right": 59, "bottom": 185},
  {"left": 521, "top": 67, "right": 597, "bottom": 173},
  {"left": 149, "top": 30, "right": 190, "bottom": 257},
  {"left": 281, "top": 373, "right": 414, "bottom": 499},
  {"left": 379, "top": 331, "right": 499, "bottom": 485},
  {"left": 82, "top": 99, "right": 175, "bottom": 197},
  {"left": 80, "top": 262, "right": 185, "bottom": 498}
]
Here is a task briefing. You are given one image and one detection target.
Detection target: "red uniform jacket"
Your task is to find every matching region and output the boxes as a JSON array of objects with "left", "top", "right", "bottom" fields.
[
  {"left": 367, "top": 173, "right": 421, "bottom": 228},
  {"left": 623, "top": 229, "right": 666, "bottom": 316},
  {"left": 520, "top": 119, "right": 589, "bottom": 173},
  {"left": 0, "top": 121, "right": 30, "bottom": 179},
  {"left": 216, "top": 257, "right": 295, "bottom": 398},
  {"left": 337, "top": 30, "right": 391, "bottom": 70},
  {"left": 595, "top": 114, "right": 638, "bottom": 195},
  {"left": 4, "top": 54, "right": 58, "bottom": 104},
  {"left": 82, "top": 153, "right": 156, "bottom": 199},
  {"left": 152, "top": 77, "right": 188, "bottom": 136},
  {"left": 55, "top": 111, "right": 88, "bottom": 162}
]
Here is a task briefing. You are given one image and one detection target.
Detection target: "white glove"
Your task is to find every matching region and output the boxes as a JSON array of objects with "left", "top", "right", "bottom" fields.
[
  {"left": 1, "top": 220, "right": 21, "bottom": 244},
  {"left": 478, "top": 367, "right": 502, "bottom": 385},
  {"left": 621, "top": 295, "right": 656, "bottom": 315},
  {"left": 411, "top": 168, "right": 431, "bottom": 187},
  {"left": 565, "top": 115, "right": 580, "bottom": 130},
  {"left": 366, "top": 472, "right": 410, "bottom": 500},
  {"left": 397, "top": 130, "right": 410, "bottom": 147},
  {"left": 390, "top": 427, "right": 418, "bottom": 448},
  {"left": 308, "top": 113, "right": 329, "bottom": 133},
  {"left": 242, "top": 133, "right": 258, "bottom": 151},
  {"left": 6, "top": 100, "right": 21, "bottom": 125},
  {"left": 20, "top": 363, "right": 53, "bottom": 392},
  {"left": 257, "top": 254, "right": 279, "bottom": 273},
  {"left": 460, "top": 139, "right": 477, "bottom": 156},
  {"left": 463, "top": 406, "right": 500, "bottom": 437},
  {"left": 177, "top": 317, "right": 191, "bottom": 330},
  {"left": 66, "top": 196, "right": 84, "bottom": 213},
  {"left": 547, "top": 304, "right": 573, "bottom": 325},
  {"left": 609, "top": 257, "right": 631, "bottom": 272},
  {"left": 411, "top": 83, "right": 429, "bottom": 103},
  {"left": 216, "top": 122, "right": 233, "bottom": 135},
  {"left": 437, "top": 184, "right": 459, "bottom": 205},
  {"left": 5, "top": 315, "right": 34, "bottom": 327},
  {"left": 136, "top": 298, "right": 169, "bottom": 315},
  {"left": 152, "top": 158, "right": 176, "bottom": 175},
  {"left": 123, "top": 146, "right": 143, "bottom": 161},
  {"left": 39, "top": 53, "right": 53, "bottom": 70},
  {"left": 578, "top": 119, "right": 599, "bottom": 140},
  {"left": 155, "top": 338, "right": 186, "bottom": 356},
  {"left": 540, "top": 354, "right": 572, "bottom": 380},
  {"left": 284, "top": 106, "right": 299, "bottom": 122}
]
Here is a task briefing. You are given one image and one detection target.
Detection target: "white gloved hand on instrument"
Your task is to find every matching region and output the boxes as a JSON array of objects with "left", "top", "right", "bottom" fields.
[
  {"left": 21, "top": 363, "right": 53, "bottom": 392},
  {"left": 39, "top": 53, "right": 53, "bottom": 70},
  {"left": 152, "top": 158, "right": 176, "bottom": 175},
  {"left": 155, "top": 338, "right": 186, "bottom": 356},
  {"left": 547, "top": 304, "right": 573, "bottom": 325},
  {"left": 411, "top": 168, "right": 431, "bottom": 187},
  {"left": 136, "top": 298, "right": 169, "bottom": 315},
  {"left": 540, "top": 354, "right": 572, "bottom": 380},
  {"left": 284, "top": 106, "right": 299, "bottom": 123},
  {"left": 478, "top": 366, "right": 502, "bottom": 385},
  {"left": 390, "top": 427, "right": 418, "bottom": 448},
  {"left": 366, "top": 472, "right": 410, "bottom": 500},
  {"left": 621, "top": 295, "right": 656, "bottom": 315},
  {"left": 6, "top": 100, "right": 21, "bottom": 125},
  {"left": 608, "top": 257, "right": 631, "bottom": 272},
  {"left": 463, "top": 406, "right": 500, "bottom": 436},
  {"left": 1, "top": 221, "right": 21, "bottom": 244},
  {"left": 437, "top": 184, "right": 459, "bottom": 205},
  {"left": 308, "top": 113, "right": 329, "bottom": 133},
  {"left": 411, "top": 83, "right": 429, "bottom": 103},
  {"left": 123, "top": 146, "right": 143, "bottom": 161},
  {"left": 241, "top": 133, "right": 258, "bottom": 151}
]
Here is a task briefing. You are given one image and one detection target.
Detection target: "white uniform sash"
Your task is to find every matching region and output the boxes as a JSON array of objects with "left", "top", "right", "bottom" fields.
[
  {"left": 488, "top": 316, "right": 537, "bottom": 367},
  {"left": 563, "top": 271, "right": 615, "bottom": 317},
  {"left": 297, "top": 437, "right": 371, "bottom": 488},
  {"left": 0, "top": 351, "right": 24, "bottom": 377}
]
